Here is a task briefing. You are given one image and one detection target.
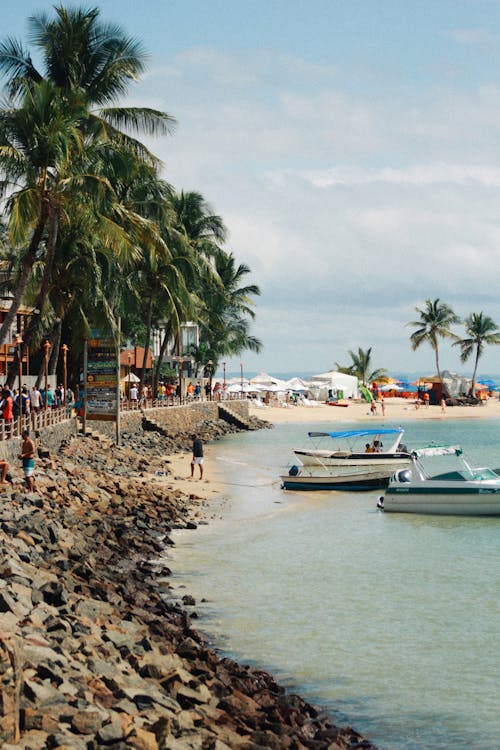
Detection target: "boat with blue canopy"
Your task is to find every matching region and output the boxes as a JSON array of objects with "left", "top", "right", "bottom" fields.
[
  {"left": 281, "top": 428, "right": 412, "bottom": 492},
  {"left": 293, "top": 428, "right": 411, "bottom": 468}
]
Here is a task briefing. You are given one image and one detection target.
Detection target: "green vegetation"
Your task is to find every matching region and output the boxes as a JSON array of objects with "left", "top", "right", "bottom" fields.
[
  {"left": 453, "top": 312, "right": 500, "bottom": 395},
  {"left": 408, "top": 298, "right": 460, "bottom": 385},
  {"left": 335, "top": 347, "right": 387, "bottom": 386},
  {"left": 0, "top": 5, "right": 261, "bottom": 388}
]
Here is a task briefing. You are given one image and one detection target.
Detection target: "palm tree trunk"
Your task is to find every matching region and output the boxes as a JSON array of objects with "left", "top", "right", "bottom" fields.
[
  {"left": 0, "top": 207, "right": 49, "bottom": 347},
  {"left": 471, "top": 347, "right": 480, "bottom": 395},
  {"left": 20, "top": 209, "right": 59, "bottom": 354},
  {"left": 49, "top": 318, "right": 62, "bottom": 375},
  {"left": 152, "top": 322, "right": 172, "bottom": 398},
  {"left": 138, "top": 290, "right": 155, "bottom": 396},
  {"left": 434, "top": 345, "right": 441, "bottom": 384}
]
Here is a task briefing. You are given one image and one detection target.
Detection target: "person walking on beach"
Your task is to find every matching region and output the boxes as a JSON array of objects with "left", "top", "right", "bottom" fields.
[
  {"left": 190, "top": 434, "right": 204, "bottom": 479},
  {"left": 440, "top": 397, "right": 446, "bottom": 415},
  {"left": 18, "top": 428, "right": 36, "bottom": 492}
]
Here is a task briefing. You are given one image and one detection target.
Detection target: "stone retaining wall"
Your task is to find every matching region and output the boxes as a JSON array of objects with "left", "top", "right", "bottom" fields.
[
  {"left": 0, "top": 419, "right": 78, "bottom": 462},
  {"left": 0, "top": 401, "right": 250, "bottom": 462},
  {"left": 95, "top": 400, "right": 250, "bottom": 439}
]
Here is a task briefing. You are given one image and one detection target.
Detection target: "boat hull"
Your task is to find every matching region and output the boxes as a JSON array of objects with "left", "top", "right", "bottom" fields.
[
  {"left": 281, "top": 473, "right": 390, "bottom": 491},
  {"left": 382, "top": 482, "right": 500, "bottom": 515}
]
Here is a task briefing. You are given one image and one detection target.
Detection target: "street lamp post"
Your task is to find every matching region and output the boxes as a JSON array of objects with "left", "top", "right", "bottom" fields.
[
  {"left": 223, "top": 362, "right": 226, "bottom": 388},
  {"left": 127, "top": 352, "right": 131, "bottom": 404},
  {"left": 61, "top": 344, "right": 68, "bottom": 408},
  {"left": 178, "top": 356, "right": 183, "bottom": 404},
  {"left": 207, "top": 360, "right": 213, "bottom": 401},
  {"left": 43, "top": 340, "right": 51, "bottom": 409},
  {"left": 15, "top": 334, "right": 23, "bottom": 433},
  {"left": 240, "top": 362, "right": 243, "bottom": 389}
]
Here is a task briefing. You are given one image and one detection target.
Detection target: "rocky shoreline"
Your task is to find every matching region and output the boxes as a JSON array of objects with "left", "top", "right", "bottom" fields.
[{"left": 0, "top": 416, "right": 378, "bottom": 749}]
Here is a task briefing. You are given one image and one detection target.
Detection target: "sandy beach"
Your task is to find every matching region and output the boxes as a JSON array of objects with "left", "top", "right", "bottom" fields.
[{"left": 249, "top": 396, "right": 500, "bottom": 425}]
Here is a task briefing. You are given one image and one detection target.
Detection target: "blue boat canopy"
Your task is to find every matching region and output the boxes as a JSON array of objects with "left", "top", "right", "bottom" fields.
[{"left": 308, "top": 428, "right": 403, "bottom": 439}]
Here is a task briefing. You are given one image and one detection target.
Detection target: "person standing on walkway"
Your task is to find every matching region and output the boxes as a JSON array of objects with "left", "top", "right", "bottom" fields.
[
  {"left": 129, "top": 384, "right": 138, "bottom": 408},
  {"left": 190, "top": 434, "right": 204, "bottom": 479},
  {"left": 1, "top": 388, "right": 13, "bottom": 439}
]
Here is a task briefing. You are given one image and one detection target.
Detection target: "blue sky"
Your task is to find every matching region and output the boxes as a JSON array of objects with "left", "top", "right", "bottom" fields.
[{"left": 6, "top": 1, "right": 500, "bottom": 377}]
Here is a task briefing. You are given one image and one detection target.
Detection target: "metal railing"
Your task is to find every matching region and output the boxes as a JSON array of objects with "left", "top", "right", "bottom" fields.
[{"left": 120, "top": 392, "right": 247, "bottom": 411}]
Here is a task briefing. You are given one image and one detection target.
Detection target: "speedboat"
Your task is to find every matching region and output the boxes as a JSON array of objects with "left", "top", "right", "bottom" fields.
[
  {"left": 293, "top": 428, "right": 411, "bottom": 470},
  {"left": 377, "top": 445, "right": 500, "bottom": 516},
  {"left": 281, "top": 463, "right": 392, "bottom": 491}
]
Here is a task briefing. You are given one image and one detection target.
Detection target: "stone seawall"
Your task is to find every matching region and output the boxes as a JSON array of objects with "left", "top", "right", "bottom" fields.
[
  {"left": 0, "top": 401, "right": 251, "bottom": 463},
  {"left": 92, "top": 400, "right": 251, "bottom": 439},
  {"left": 0, "top": 419, "right": 78, "bottom": 463}
]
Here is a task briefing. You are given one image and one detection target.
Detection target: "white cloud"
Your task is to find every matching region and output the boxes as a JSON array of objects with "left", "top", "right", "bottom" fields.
[{"left": 134, "top": 47, "right": 500, "bottom": 374}]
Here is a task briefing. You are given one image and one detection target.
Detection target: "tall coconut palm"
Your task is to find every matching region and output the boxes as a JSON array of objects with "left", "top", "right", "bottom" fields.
[
  {"left": 0, "top": 79, "right": 85, "bottom": 347},
  {"left": 0, "top": 5, "right": 176, "bottom": 346},
  {"left": 408, "top": 298, "right": 460, "bottom": 385},
  {"left": 453, "top": 312, "right": 500, "bottom": 395},
  {"left": 171, "top": 191, "right": 226, "bottom": 256},
  {"left": 335, "top": 347, "right": 387, "bottom": 386},
  {"left": 0, "top": 5, "right": 175, "bottom": 149},
  {"left": 199, "top": 248, "right": 262, "bottom": 362}
]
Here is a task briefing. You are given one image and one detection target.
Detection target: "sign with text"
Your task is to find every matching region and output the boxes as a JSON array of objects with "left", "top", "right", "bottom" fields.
[{"left": 85, "top": 328, "right": 119, "bottom": 421}]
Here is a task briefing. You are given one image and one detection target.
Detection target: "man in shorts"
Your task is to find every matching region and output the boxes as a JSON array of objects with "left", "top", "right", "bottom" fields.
[
  {"left": 190, "top": 434, "right": 204, "bottom": 479},
  {"left": 18, "top": 429, "right": 35, "bottom": 492}
]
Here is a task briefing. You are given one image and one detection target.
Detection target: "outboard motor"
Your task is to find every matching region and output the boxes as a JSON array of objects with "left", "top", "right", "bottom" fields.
[
  {"left": 288, "top": 465, "right": 300, "bottom": 477},
  {"left": 394, "top": 468, "right": 412, "bottom": 483}
]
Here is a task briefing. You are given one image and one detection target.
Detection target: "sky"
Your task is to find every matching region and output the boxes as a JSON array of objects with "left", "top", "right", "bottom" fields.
[{"left": 6, "top": 0, "right": 500, "bottom": 377}]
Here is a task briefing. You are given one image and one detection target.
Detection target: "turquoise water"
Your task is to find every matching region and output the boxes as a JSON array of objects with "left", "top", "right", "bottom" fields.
[{"left": 170, "top": 419, "right": 500, "bottom": 750}]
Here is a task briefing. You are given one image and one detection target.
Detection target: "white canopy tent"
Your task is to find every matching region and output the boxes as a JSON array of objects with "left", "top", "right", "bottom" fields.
[
  {"left": 310, "top": 370, "right": 359, "bottom": 399},
  {"left": 249, "top": 372, "right": 288, "bottom": 390},
  {"left": 285, "top": 377, "right": 310, "bottom": 392}
]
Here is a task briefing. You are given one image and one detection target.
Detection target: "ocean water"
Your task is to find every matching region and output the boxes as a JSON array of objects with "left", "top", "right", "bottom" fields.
[{"left": 169, "top": 418, "right": 500, "bottom": 750}]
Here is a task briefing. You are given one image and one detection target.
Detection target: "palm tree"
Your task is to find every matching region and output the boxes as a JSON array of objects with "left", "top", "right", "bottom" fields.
[
  {"left": 335, "top": 347, "right": 387, "bottom": 386},
  {"left": 453, "top": 312, "right": 500, "bottom": 395},
  {"left": 0, "top": 79, "right": 85, "bottom": 347},
  {"left": 0, "top": 5, "right": 176, "bottom": 346},
  {"left": 0, "top": 5, "right": 176, "bottom": 147},
  {"left": 200, "top": 248, "right": 262, "bottom": 362},
  {"left": 408, "top": 298, "right": 460, "bottom": 385},
  {"left": 171, "top": 191, "right": 226, "bottom": 256}
]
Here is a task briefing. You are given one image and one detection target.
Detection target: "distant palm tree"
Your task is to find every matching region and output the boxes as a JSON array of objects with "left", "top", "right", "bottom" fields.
[
  {"left": 408, "top": 298, "right": 460, "bottom": 385},
  {"left": 453, "top": 312, "right": 500, "bottom": 395},
  {"left": 335, "top": 347, "right": 387, "bottom": 386}
]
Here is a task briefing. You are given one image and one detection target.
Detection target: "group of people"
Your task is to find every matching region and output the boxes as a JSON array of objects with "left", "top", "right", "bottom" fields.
[
  {"left": 365, "top": 439, "right": 384, "bottom": 453},
  {"left": 125, "top": 380, "right": 212, "bottom": 407},
  {"left": 369, "top": 395, "right": 385, "bottom": 416},
  {"left": 0, "top": 383, "right": 73, "bottom": 436}
]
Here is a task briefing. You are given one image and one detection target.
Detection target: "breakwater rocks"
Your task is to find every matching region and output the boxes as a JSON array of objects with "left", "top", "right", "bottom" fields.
[{"left": 0, "top": 421, "right": 377, "bottom": 749}]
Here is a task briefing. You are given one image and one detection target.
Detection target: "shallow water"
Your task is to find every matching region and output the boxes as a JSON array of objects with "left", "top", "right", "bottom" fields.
[{"left": 170, "top": 419, "right": 500, "bottom": 750}]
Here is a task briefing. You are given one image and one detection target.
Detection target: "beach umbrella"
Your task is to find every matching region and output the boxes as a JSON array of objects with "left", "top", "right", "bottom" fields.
[
  {"left": 285, "top": 377, "right": 310, "bottom": 391},
  {"left": 122, "top": 372, "right": 140, "bottom": 383}
]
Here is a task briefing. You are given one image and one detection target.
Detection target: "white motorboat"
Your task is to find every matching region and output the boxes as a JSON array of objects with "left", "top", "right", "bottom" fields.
[
  {"left": 293, "top": 428, "right": 411, "bottom": 470},
  {"left": 378, "top": 445, "right": 500, "bottom": 516},
  {"left": 281, "top": 463, "right": 393, "bottom": 491}
]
